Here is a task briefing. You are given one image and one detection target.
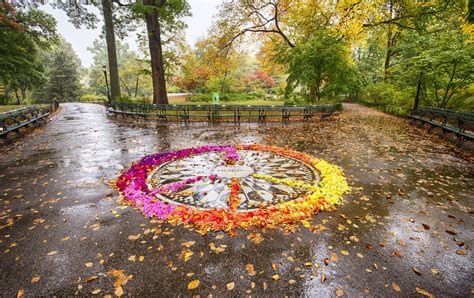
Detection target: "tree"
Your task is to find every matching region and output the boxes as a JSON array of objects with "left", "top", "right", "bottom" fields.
[
  {"left": 35, "top": 39, "right": 83, "bottom": 102},
  {"left": 102, "top": 0, "right": 121, "bottom": 102},
  {"left": 0, "top": 4, "right": 57, "bottom": 104},
  {"left": 393, "top": 29, "right": 473, "bottom": 109},
  {"left": 280, "top": 31, "right": 356, "bottom": 102},
  {"left": 129, "top": 0, "right": 190, "bottom": 104}
]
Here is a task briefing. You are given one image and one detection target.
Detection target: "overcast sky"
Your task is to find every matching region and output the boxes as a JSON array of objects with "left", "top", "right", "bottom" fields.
[{"left": 40, "top": 0, "right": 221, "bottom": 67}]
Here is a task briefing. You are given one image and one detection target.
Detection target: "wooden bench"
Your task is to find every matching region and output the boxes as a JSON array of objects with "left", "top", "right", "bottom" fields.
[
  {"left": 0, "top": 106, "right": 52, "bottom": 138},
  {"left": 407, "top": 108, "right": 474, "bottom": 147}
]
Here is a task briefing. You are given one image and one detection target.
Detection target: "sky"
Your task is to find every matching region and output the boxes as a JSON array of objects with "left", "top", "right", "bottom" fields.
[{"left": 40, "top": 0, "right": 221, "bottom": 68}]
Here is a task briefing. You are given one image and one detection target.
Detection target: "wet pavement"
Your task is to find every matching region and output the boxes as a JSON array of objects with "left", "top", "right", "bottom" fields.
[{"left": 0, "top": 103, "right": 472, "bottom": 297}]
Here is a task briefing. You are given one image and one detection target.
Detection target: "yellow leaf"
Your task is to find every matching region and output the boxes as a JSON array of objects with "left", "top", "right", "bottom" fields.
[
  {"left": 336, "top": 288, "right": 344, "bottom": 297},
  {"left": 139, "top": 256, "right": 145, "bottom": 262},
  {"left": 115, "top": 286, "right": 124, "bottom": 297},
  {"left": 181, "top": 241, "right": 195, "bottom": 247},
  {"left": 128, "top": 255, "right": 136, "bottom": 262},
  {"left": 31, "top": 276, "right": 40, "bottom": 283},
  {"left": 91, "top": 289, "right": 101, "bottom": 294},
  {"left": 288, "top": 279, "right": 296, "bottom": 284},
  {"left": 272, "top": 274, "right": 280, "bottom": 281},
  {"left": 128, "top": 234, "right": 140, "bottom": 240},
  {"left": 188, "top": 280, "right": 200, "bottom": 290},
  {"left": 86, "top": 276, "right": 98, "bottom": 282},
  {"left": 392, "top": 283, "right": 401, "bottom": 292},
  {"left": 47, "top": 251, "right": 57, "bottom": 256},
  {"left": 227, "top": 282, "right": 235, "bottom": 290},
  {"left": 246, "top": 264, "right": 256, "bottom": 276},
  {"left": 180, "top": 250, "right": 193, "bottom": 262},
  {"left": 415, "top": 287, "right": 434, "bottom": 298},
  {"left": 341, "top": 250, "right": 349, "bottom": 255}
]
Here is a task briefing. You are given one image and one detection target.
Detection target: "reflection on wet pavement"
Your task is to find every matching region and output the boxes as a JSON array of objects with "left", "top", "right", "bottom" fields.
[{"left": 0, "top": 103, "right": 472, "bottom": 296}]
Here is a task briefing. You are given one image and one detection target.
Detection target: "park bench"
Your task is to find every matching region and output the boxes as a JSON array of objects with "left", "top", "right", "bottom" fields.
[
  {"left": 407, "top": 107, "right": 474, "bottom": 147},
  {"left": 0, "top": 106, "right": 52, "bottom": 138},
  {"left": 107, "top": 102, "right": 342, "bottom": 125}
]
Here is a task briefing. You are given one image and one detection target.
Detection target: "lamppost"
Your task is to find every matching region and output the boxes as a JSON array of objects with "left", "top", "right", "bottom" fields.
[{"left": 102, "top": 65, "right": 111, "bottom": 104}]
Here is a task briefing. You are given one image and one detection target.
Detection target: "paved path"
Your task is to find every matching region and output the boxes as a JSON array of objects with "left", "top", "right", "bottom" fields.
[{"left": 0, "top": 103, "right": 472, "bottom": 296}]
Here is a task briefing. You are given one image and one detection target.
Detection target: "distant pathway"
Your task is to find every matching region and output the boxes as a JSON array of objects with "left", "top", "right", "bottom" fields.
[{"left": 0, "top": 103, "right": 472, "bottom": 296}]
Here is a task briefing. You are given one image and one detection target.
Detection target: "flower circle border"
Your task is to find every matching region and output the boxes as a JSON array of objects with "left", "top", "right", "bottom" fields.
[{"left": 116, "top": 144, "right": 350, "bottom": 234}]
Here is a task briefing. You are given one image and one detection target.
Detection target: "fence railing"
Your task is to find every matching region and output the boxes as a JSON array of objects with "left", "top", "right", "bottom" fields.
[{"left": 106, "top": 102, "right": 343, "bottom": 124}]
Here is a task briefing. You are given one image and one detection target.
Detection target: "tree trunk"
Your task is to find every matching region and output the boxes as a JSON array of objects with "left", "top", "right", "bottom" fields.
[
  {"left": 144, "top": 0, "right": 168, "bottom": 104},
  {"left": 20, "top": 86, "right": 26, "bottom": 101},
  {"left": 14, "top": 88, "right": 20, "bottom": 105},
  {"left": 134, "top": 74, "right": 139, "bottom": 97},
  {"left": 102, "top": 0, "right": 121, "bottom": 102},
  {"left": 413, "top": 71, "right": 423, "bottom": 110},
  {"left": 384, "top": 0, "right": 394, "bottom": 80}
]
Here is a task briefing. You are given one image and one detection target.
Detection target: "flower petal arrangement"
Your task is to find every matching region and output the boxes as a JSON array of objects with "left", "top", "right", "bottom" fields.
[{"left": 115, "top": 144, "right": 350, "bottom": 234}]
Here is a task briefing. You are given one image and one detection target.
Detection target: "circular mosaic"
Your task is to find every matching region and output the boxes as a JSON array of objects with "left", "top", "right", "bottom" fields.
[
  {"left": 147, "top": 149, "right": 320, "bottom": 211},
  {"left": 116, "top": 144, "right": 350, "bottom": 233}
]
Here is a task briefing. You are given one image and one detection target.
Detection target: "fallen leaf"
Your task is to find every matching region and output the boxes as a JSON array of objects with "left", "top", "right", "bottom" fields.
[
  {"left": 86, "top": 276, "right": 99, "bottom": 282},
  {"left": 91, "top": 289, "right": 101, "bottom": 294},
  {"left": 115, "top": 286, "right": 124, "bottom": 297},
  {"left": 17, "top": 289, "right": 24, "bottom": 298},
  {"left": 139, "top": 256, "right": 145, "bottom": 262},
  {"left": 227, "top": 282, "right": 235, "bottom": 290},
  {"left": 288, "top": 279, "right": 296, "bottom": 285},
  {"left": 247, "top": 232, "right": 264, "bottom": 244},
  {"left": 246, "top": 264, "right": 256, "bottom": 276},
  {"left": 415, "top": 287, "right": 434, "bottom": 297},
  {"left": 336, "top": 288, "right": 344, "bottom": 297},
  {"left": 187, "top": 280, "right": 200, "bottom": 290},
  {"left": 85, "top": 262, "right": 93, "bottom": 268},
  {"left": 341, "top": 250, "right": 349, "bottom": 255},
  {"left": 445, "top": 230, "right": 458, "bottom": 235},
  {"left": 391, "top": 251, "right": 403, "bottom": 257},
  {"left": 412, "top": 267, "right": 422, "bottom": 275},
  {"left": 330, "top": 252, "right": 338, "bottom": 262},
  {"left": 272, "top": 275, "right": 280, "bottom": 281},
  {"left": 128, "top": 255, "right": 136, "bottom": 262},
  {"left": 392, "top": 282, "right": 401, "bottom": 292},
  {"left": 47, "top": 251, "right": 57, "bottom": 256},
  {"left": 181, "top": 241, "right": 195, "bottom": 247},
  {"left": 430, "top": 268, "right": 439, "bottom": 275},
  {"left": 456, "top": 250, "right": 467, "bottom": 255},
  {"left": 128, "top": 234, "right": 140, "bottom": 240},
  {"left": 180, "top": 250, "right": 193, "bottom": 262},
  {"left": 422, "top": 224, "right": 430, "bottom": 230},
  {"left": 31, "top": 276, "right": 40, "bottom": 283}
]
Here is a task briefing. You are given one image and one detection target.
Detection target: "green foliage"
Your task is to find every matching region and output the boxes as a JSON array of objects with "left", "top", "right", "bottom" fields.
[
  {"left": 0, "top": 5, "right": 57, "bottom": 104},
  {"left": 33, "top": 39, "right": 83, "bottom": 103},
  {"left": 280, "top": 31, "right": 359, "bottom": 103},
  {"left": 80, "top": 93, "right": 107, "bottom": 103},
  {"left": 392, "top": 29, "right": 473, "bottom": 109}
]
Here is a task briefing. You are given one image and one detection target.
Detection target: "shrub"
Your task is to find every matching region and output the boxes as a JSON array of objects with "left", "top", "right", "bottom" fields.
[{"left": 80, "top": 93, "right": 107, "bottom": 103}]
